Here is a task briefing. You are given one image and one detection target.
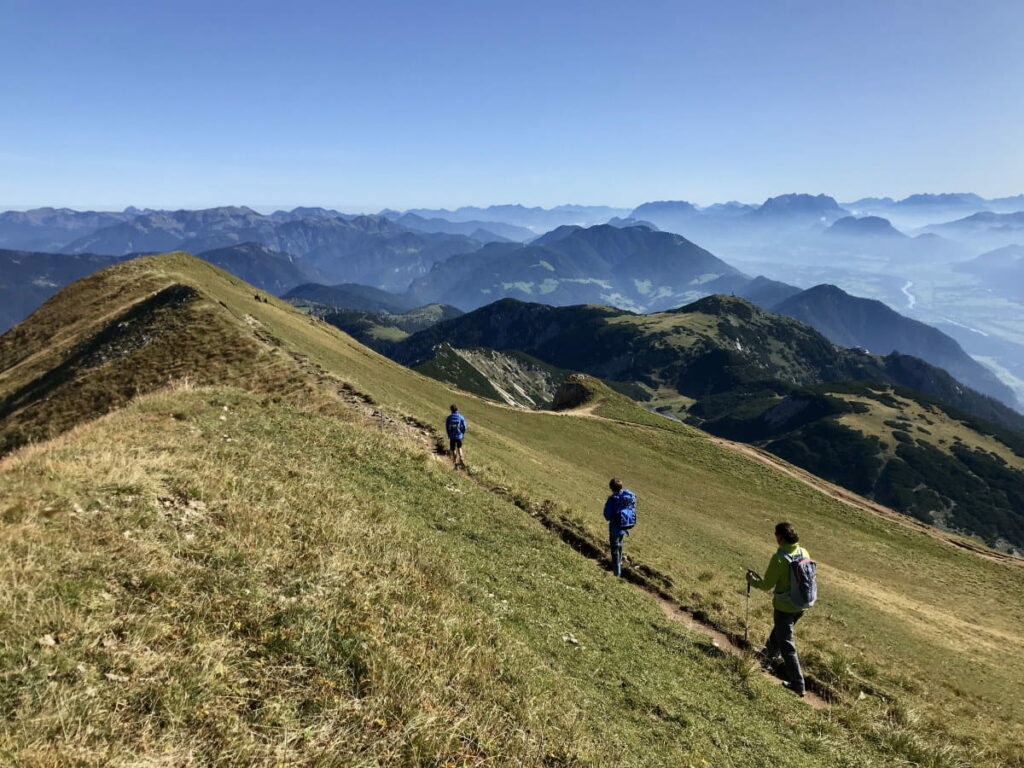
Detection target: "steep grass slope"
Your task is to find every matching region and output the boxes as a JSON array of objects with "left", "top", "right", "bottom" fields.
[
  {"left": 2, "top": 387, "right": 900, "bottom": 767},
  {"left": 2, "top": 253, "right": 1023, "bottom": 766}
]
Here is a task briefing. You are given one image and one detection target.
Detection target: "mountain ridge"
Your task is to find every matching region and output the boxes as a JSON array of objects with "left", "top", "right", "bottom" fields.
[{"left": 772, "top": 283, "right": 1019, "bottom": 408}]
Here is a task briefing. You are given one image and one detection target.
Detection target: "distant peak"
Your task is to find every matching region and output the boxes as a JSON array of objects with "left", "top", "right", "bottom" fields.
[
  {"left": 755, "top": 193, "right": 845, "bottom": 216},
  {"left": 801, "top": 283, "right": 849, "bottom": 298},
  {"left": 825, "top": 215, "right": 905, "bottom": 238},
  {"left": 531, "top": 224, "right": 584, "bottom": 245},
  {"left": 895, "top": 192, "right": 986, "bottom": 206},
  {"left": 671, "top": 293, "right": 761, "bottom": 319}
]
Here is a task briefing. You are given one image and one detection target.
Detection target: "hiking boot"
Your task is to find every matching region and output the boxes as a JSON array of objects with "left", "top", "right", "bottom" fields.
[{"left": 782, "top": 681, "right": 806, "bottom": 698}]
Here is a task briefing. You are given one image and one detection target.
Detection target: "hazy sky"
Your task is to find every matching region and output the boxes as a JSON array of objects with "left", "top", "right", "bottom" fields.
[{"left": 2, "top": 0, "right": 1023, "bottom": 211}]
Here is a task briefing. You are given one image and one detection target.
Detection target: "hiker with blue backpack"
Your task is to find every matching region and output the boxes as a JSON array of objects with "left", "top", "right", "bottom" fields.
[
  {"left": 445, "top": 404, "right": 467, "bottom": 469},
  {"left": 746, "top": 522, "right": 817, "bottom": 698},
  {"left": 603, "top": 479, "right": 636, "bottom": 577}
]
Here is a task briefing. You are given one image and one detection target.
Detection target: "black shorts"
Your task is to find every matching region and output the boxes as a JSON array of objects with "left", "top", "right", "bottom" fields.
[{"left": 449, "top": 438, "right": 463, "bottom": 451}]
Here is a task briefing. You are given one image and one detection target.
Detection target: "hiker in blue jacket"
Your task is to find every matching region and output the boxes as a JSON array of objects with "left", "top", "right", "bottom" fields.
[
  {"left": 445, "top": 404, "right": 467, "bottom": 469},
  {"left": 603, "top": 478, "right": 637, "bottom": 577}
]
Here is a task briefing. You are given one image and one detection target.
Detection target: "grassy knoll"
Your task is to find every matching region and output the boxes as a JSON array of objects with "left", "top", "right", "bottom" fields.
[{"left": 2, "top": 253, "right": 1023, "bottom": 766}]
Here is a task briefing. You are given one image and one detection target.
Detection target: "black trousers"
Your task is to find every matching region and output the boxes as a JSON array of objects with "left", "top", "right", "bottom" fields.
[{"left": 764, "top": 609, "right": 805, "bottom": 692}]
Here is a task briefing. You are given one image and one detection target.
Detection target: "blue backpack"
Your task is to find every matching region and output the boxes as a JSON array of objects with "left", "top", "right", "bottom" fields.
[
  {"left": 446, "top": 412, "right": 466, "bottom": 440},
  {"left": 615, "top": 490, "right": 637, "bottom": 529},
  {"left": 780, "top": 548, "right": 817, "bottom": 610}
]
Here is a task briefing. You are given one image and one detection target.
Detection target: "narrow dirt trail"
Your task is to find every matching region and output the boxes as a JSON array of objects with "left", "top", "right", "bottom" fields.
[{"left": 653, "top": 597, "right": 829, "bottom": 710}]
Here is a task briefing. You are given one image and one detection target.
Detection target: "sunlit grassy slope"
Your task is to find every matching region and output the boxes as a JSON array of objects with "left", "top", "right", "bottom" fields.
[{"left": 2, "top": 253, "right": 1023, "bottom": 766}]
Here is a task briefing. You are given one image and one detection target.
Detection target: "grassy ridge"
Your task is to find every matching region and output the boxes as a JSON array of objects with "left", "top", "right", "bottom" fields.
[{"left": 2, "top": 253, "right": 1023, "bottom": 765}]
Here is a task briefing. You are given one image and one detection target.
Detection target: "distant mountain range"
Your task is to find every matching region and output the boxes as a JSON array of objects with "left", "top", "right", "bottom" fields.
[
  {"left": 407, "top": 224, "right": 746, "bottom": 312},
  {"left": 843, "top": 192, "right": 1024, "bottom": 228},
  {"left": 395, "top": 204, "right": 631, "bottom": 233},
  {"left": 0, "top": 208, "right": 137, "bottom": 252},
  {"left": 924, "top": 211, "right": 1024, "bottom": 248},
  {"left": 55, "top": 206, "right": 483, "bottom": 290},
  {"left": 622, "top": 192, "right": 1024, "bottom": 242},
  {"left": 771, "top": 284, "right": 1017, "bottom": 407},
  {"left": 6, "top": 214, "right": 1017, "bottom": 414},
  {"left": 4, "top": 193, "right": 1021, "bottom": 259},
  {"left": 749, "top": 193, "right": 847, "bottom": 224},
  {"left": 385, "top": 212, "right": 535, "bottom": 242},
  {"left": 627, "top": 194, "right": 847, "bottom": 238}
]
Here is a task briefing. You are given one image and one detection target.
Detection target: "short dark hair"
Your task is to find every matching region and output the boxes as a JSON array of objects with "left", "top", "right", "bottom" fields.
[
  {"left": 450, "top": 404, "right": 458, "bottom": 413},
  {"left": 609, "top": 478, "right": 623, "bottom": 492},
  {"left": 775, "top": 522, "right": 799, "bottom": 544}
]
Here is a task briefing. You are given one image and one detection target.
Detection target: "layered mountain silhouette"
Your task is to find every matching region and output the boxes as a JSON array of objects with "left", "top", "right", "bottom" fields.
[
  {"left": 627, "top": 194, "right": 847, "bottom": 239},
  {"left": 926, "top": 211, "right": 1024, "bottom": 248},
  {"left": 400, "top": 203, "right": 631, "bottom": 232},
  {"left": 771, "top": 284, "right": 1018, "bottom": 407},
  {"left": 748, "top": 193, "right": 848, "bottom": 224},
  {"left": 824, "top": 216, "right": 906, "bottom": 239},
  {"left": 407, "top": 224, "right": 746, "bottom": 312},
  {"left": 629, "top": 201, "right": 701, "bottom": 232},
  {"left": 841, "top": 193, "right": 995, "bottom": 228},
  {"left": 0, "top": 207, "right": 138, "bottom": 252},
  {"left": 389, "top": 212, "right": 534, "bottom": 242},
  {"left": 60, "top": 206, "right": 483, "bottom": 290}
]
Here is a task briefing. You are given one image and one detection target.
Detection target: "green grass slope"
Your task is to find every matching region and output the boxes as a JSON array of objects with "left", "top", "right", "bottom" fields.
[
  {"left": 2, "top": 253, "right": 1023, "bottom": 766},
  {"left": 2, "top": 387, "right": 898, "bottom": 767}
]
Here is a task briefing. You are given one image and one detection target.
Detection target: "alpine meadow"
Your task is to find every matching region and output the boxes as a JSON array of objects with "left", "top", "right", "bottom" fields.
[
  {"left": 1, "top": 254, "right": 1022, "bottom": 766},
  {"left": 4, "top": 2, "right": 1024, "bottom": 766}
]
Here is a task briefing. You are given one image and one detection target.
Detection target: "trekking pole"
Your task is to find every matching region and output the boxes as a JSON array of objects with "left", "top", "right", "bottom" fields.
[{"left": 745, "top": 580, "right": 751, "bottom": 645}]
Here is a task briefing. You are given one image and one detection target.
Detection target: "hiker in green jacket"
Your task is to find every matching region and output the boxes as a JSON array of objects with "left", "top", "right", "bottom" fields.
[{"left": 746, "top": 522, "right": 815, "bottom": 697}]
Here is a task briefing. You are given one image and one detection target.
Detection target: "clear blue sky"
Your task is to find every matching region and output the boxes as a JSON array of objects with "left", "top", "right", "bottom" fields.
[{"left": 2, "top": 0, "right": 1022, "bottom": 211}]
